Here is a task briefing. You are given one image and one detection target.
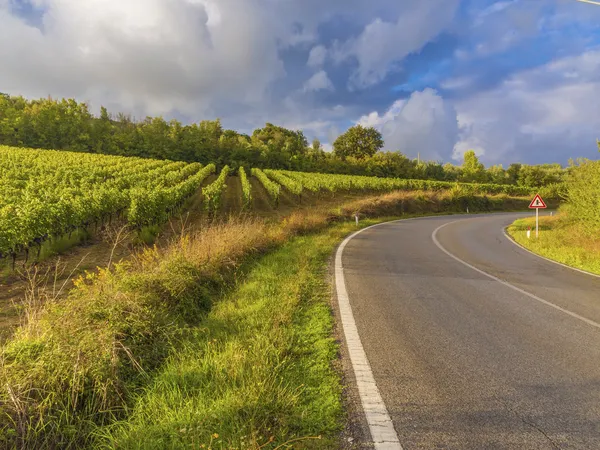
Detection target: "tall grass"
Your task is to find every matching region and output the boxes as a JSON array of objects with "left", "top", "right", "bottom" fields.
[
  {"left": 506, "top": 159, "right": 600, "bottom": 275},
  {"left": 99, "top": 223, "right": 356, "bottom": 449},
  {"left": 0, "top": 189, "right": 533, "bottom": 448},
  {"left": 507, "top": 215, "right": 600, "bottom": 275}
]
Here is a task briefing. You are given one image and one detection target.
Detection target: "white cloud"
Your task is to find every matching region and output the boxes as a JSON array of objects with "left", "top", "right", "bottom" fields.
[
  {"left": 0, "top": 0, "right": 447, "bottom": 128},
  {"left": 358, "top": 88, "right": 459, "bottom": 161},
  {"left": 0, "top": 0, "right": 289, "bottom": 117},
  {"left": 439, "top": 76, "right": 474, "bottom": 91},
  {"left": 303, "top": 70, "right": 334, "bottom": 92},
  {"left": 453, "top": 49, "right": 600, "bottom": 164},
  {"left": 334, "top": 1, "right": 460, "bottom": 88},
  {"left": 307, "top": 45, "right": 327, "bottom": 68}
]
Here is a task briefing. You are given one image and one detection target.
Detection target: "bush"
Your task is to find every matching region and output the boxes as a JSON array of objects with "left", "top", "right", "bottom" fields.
[{"left": 564, "top": 160, "right": 600, "bottom": 233}]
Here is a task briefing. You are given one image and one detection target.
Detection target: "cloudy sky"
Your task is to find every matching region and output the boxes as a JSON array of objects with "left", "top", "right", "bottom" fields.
[{"left": 2, "top": 0, "right": 600, "bottom": 165}]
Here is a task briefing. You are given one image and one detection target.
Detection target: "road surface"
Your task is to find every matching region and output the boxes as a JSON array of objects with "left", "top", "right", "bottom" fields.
[{"left": 340, "top": 213, "right": 600, "bottom": 449}]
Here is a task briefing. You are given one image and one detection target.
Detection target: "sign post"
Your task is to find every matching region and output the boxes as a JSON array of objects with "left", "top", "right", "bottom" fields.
[{"left": 528, "top": 194, "right": 547, "bottom": 238}]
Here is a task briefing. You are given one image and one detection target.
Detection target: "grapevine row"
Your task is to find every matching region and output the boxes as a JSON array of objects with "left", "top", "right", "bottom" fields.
[
  {"left": 0, "top": 146, "right": 213, "bottom": 260},
  {"left": 203, "top": 166, "right": 231, "bottom": 215},
  {"left": 239, "top": 167, "right": 252, "bottom": 209},
  {"left": 264, "top": 170, "right": 303, "bottom": 197},
  {"left": 251, "top": 168, "right": 280, "bottom": 206},
  {"left": 276, "top": 170, "right": 533, "bottom": 197}
]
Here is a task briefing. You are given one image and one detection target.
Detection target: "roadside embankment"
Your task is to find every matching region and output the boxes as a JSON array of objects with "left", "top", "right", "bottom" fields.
[
  {"left": 507, "top": 214, "right": 600, "bottom": 276},
  {"left": 507, "top": 159, "right": 600, "bottom": 276},
  {"left": 0, "top": 190, "right": 535, "bottom": 449}
]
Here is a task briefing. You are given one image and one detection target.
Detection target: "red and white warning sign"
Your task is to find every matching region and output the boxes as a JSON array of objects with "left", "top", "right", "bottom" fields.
[{"left": 529, "top": 194, "right": 547, "bottom": 209}]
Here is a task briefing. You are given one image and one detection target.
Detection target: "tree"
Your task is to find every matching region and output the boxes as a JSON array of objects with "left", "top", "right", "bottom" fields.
[
  {"left": 507, "top": 163, "right": 522, "bottom": 185},
  {"left": 333, "top": 125, "right": 383, "bottom": 160},
  {"left": 487, "top": 164, "right": 507, "bottom": 184},
  {"left": 460, "top": 150, "right": 487, "bottom": 183},
  {"left": 312, "top": 138, "right": 321, "bottom": 152},
  {"left": 252, "top": 123, "right": 308, "bottom": 157}
]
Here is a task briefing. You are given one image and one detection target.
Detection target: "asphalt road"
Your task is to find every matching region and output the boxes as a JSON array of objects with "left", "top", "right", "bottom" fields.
[{"left": 342, "top": 213, "right": 600, "bottom": 449}]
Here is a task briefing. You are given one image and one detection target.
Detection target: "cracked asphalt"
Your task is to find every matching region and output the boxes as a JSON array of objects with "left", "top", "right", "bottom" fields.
[{"left": 342, "top": 213, "right": 600, "bottom": 449}]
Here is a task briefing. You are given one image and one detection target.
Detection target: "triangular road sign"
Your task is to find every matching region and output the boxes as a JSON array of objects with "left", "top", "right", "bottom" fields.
[{"left": 529, "top": 194, "right": 547, "bottom": 209}]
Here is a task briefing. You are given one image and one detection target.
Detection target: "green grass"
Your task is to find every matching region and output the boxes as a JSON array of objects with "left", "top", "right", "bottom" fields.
[
  {"left": 507, "top": 215, "right": 600, "bottom": 276},
  {"left": 0, "top": 191, "right": 534, "bottom": 449},
  {"left": 97, "top": 219, "right": 384, "bottom": 449}
]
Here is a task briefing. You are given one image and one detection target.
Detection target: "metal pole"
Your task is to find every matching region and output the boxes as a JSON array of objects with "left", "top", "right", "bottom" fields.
[{"left": 536, "top": 208, "right": 539, "bottom": 238}]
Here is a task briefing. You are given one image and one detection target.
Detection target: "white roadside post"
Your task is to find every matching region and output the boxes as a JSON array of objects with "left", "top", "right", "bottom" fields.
[{"left": 528, "top": 194, "right": 547, "bottom": 239}]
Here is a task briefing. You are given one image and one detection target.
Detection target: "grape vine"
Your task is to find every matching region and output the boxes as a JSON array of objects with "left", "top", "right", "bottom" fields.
[{"left": 251, "top": 168, "right": 280, "bottom": 206}]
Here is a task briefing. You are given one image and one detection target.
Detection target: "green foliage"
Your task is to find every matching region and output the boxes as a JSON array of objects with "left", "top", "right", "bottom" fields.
[
  {"left": 0, "top": 146, "right": 214, "bottom": 258},
  {"left": 238, "top": 167, "right": 252, "bottom": 209},
  {"left": 264, "top": 169, "right": 303, "bottom": 196},
  {"left": 278, "top": 170, "right": 534, "bottom": 197},
  {"left": 508, "top": 216, "right": 600, "bottom": 276},
  {"left": 517, "top": 163, "right": 565, "bottom": 188},
  {"left": 564, "top": 159, "right": 600, "bottom": 232},
  {"left": 252, "top": 167, "right": 281, "bottom": 206},
  {"left": 251, "top": 123, "right": 308, "bottom": 157},
  {"left": 333, "top": 125, "right": 384, "bottom": 160},
  {"left": 460, "top": 150, "right": 486, "bottom": 183},
  {"left": 0, "top": 93, "right": 569, "bottom": 188},
  {"left": 203, "top": 165, "right": 230, "bottom": 215},
  {"left": 104, "top": 224, "right": 351, "bottom": 448}
]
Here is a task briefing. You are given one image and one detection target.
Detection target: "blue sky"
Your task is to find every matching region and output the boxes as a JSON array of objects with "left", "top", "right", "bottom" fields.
[{"left": 1, "top": 0, "right": 600, "bottom": 165}]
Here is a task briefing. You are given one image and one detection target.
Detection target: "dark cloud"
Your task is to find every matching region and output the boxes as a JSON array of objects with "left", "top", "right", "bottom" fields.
[{"left": 1, "top": 0, "right": 600, "bottom": 163}]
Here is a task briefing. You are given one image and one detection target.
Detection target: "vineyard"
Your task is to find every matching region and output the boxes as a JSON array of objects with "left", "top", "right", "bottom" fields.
[
  {"left": 0, "top": 146, "right": 214, "bottom": 263},
  {"left": 0, "top": 145, "right": 541, "bottom": 265}
]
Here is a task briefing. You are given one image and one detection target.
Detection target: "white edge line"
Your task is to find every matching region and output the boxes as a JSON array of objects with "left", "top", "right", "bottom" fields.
[
  {"left": 335, "top": 218, "right": 422, "bottom": 449},
  {"left": 432, "top": 221, "right": 600, "bottom": 330},
  {"left": 502, "top": 227, "right": 600, "bottom": 279},
  {"left": 335, "top": 212, "right": 528, "bottom": 448}
]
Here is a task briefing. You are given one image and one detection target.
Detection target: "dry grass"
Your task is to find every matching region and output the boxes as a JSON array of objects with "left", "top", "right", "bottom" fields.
[
  {"left": 339, "top": 190, "right": 529, "bottom": 217},
  {"left": 0, "top": 189, "right": 532, "bottom": 448}
]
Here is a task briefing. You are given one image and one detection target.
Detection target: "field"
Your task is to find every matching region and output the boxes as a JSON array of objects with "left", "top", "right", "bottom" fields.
[
  {"left": 0, "top": 145, "right": 545, "bottom": 448},
  {"left": 0, "top": 146, "right": 541, "bottom": 267},
  {"left": 0, "top": 145, "right": 548, "bottom": 340},
  {"left": 0, "top": 146, "right": 215, "bottom": 265}
]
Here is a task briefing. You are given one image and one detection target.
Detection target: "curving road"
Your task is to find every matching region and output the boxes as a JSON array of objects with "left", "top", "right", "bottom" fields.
[{"left": 340, "top": 213, "right": 600, "bottom": 449}]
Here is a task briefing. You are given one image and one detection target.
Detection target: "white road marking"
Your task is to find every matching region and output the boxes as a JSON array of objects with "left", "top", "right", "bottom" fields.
[
  {"left": 432, "top": 221, "right": 600, "bottom": 331},
  {"left": 335, "top": 213, "right": 528, "bottom": 447},
  {"left": 502, "top": 228, "right": 600, "bottom": 279},
  {"left": 335, "top": 222, "right": 404, "bottom": 449}
]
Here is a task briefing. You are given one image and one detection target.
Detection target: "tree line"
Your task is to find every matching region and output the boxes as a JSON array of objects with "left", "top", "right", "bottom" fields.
[{"left": 0, "top": 93, "right": 568, "bottom": 187}]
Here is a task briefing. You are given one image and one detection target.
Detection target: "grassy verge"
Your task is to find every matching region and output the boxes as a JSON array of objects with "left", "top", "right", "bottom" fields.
[
  {"left": 507, "top": 214, "right": 600, "bottom": 275},
  {"left": 0, "top": 190, "right": 533, "bottom": 448},
  {"left": 98, "top": 219, "right": 383, "bottom": 449}
]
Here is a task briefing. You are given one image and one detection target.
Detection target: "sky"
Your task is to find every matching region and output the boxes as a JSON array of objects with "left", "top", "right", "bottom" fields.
[{"left": 1, "top": 0, "right": 600, "bottom": 166}]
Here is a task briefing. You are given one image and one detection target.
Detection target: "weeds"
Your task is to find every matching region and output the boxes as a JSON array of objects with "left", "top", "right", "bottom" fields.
[{"left": 0, "top": 190, "right": 533, "bottom": 448}]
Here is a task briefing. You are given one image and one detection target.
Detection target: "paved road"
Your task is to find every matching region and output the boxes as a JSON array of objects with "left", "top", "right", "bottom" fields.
[{"left": 342, "top": 213, "right": 600, "bottom": 449}]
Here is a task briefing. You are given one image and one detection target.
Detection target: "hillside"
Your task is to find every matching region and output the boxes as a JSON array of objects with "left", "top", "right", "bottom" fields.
[
  {"left": 0, "top": 93, "right": 568, "bottom": 188},
  {"left": 0, "top": 143, "right": 549, "bottom": 448}
]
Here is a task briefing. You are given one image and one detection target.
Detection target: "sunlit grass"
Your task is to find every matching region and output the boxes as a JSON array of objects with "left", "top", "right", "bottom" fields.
[{"left": 507, "top": 214, "right": 600, "bottom": 275}]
